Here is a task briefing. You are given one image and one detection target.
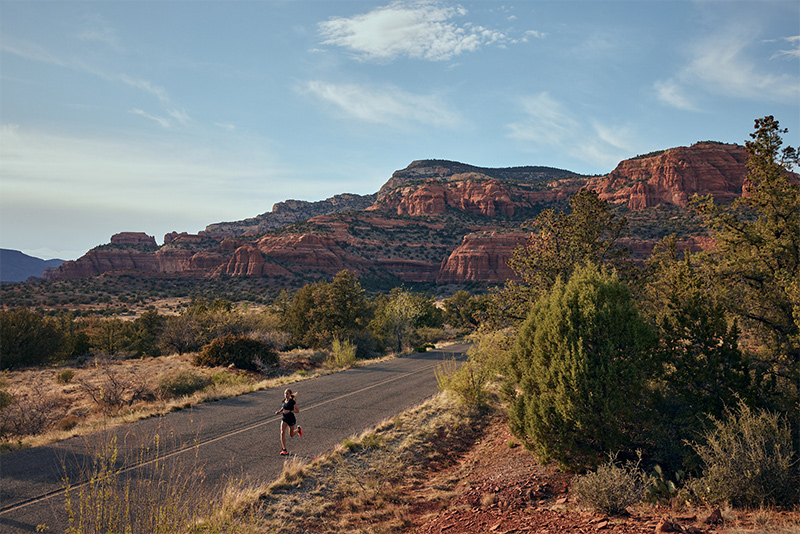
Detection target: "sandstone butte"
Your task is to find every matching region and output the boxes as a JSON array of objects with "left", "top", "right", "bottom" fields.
[{"left": 42, "top": 142, "right": 754, "bottom": 286}]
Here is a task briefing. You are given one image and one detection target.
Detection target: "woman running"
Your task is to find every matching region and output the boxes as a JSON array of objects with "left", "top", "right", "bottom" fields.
[{"left": 275, "top": 388, "right": 303, "bottom": 455}]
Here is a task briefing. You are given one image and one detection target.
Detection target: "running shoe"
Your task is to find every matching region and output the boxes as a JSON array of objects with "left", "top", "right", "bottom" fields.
[
  {"left": 298, "top": 426, "right": 303, "bottom": 437},
  {"left": 280, "top": 449, "right": 288, "bottom": 456}
]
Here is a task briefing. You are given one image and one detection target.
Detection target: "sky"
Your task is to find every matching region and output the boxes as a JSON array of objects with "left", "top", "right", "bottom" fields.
[{"left": 1, "top": 1, "right": 798, "bottom": 261}]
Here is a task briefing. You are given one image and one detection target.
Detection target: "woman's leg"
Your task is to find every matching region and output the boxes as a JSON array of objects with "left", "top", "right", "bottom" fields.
[
  {"left": 289, "top": 424, "right": 302, "bottom": 437},
  {"left": 280, "top": 421, "right": 288, "bottom": 450}
]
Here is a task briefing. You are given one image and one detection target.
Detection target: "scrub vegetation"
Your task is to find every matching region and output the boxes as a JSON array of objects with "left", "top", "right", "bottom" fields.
[{"left": 1, "top": 117, "right": 798, "bottom": 531}]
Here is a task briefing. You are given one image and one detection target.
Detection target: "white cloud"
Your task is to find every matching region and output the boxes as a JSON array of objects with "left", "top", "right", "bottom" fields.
[
  {"left": 657, "top": 27, "right": 800, "bottom": 109},
  {"left": 318, "top": 0, "right": 508, "bottom": 61},
  {"left": 131, "top": 108, "right": 170, "bottom": 128},
  {"left": 304, "top": 80, "right": 463, "bottom": 128},
  {"left": 525, "top": 30, "right": 546, "bottom": 40},
  {"left": 119, "top": 74, "right": 171, "bottom": 103},
  {"left": 507, "top": 93, "right": 578, "bottom": 145},
  {"left": 654, "top": 79, "right": 698, "bottom": 111},
  {"left": 774, "top": 35, "right": 800, "bottom": 59},
  {"left": 507, "top": 93, "right": 634, "bottom": 170}
]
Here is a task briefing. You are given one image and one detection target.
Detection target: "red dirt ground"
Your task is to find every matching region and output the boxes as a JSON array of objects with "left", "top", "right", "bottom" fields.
[{"left": 405, "top": 424, "right": 799, "bottom": 534}]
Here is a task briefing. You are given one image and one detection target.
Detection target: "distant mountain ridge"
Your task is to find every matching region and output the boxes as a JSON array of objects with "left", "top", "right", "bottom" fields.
[
  {"left": 377, "top": 160, "right": 575, "bottom": 197},
  {"left": 0, "top": 249, "right": 65, "bottom": 282},
  {"left": 42, "top": 143, "right": 755, "bottom": 285},
  {"left": 205, "top": 193, "right": 378, "bottom": 237}
]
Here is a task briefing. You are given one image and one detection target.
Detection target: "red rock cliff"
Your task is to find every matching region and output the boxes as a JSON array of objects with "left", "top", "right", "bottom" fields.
[
  {"left": 437, "top": 231, "right": 528, "bottom": 284},
  {"left": 586, "top": 143, "right": 748, "bottom": 210}
]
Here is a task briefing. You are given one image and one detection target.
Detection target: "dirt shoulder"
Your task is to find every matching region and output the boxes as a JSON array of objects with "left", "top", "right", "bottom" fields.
[
  {"left": 409, "top": 421, "right": 800, "bottom": 534},
  {"left": 256, "top": 391, "right": 800, "bottom": 534}
]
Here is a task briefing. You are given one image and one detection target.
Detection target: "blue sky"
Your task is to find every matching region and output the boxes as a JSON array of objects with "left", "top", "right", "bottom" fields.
[{"left": 1, "top": 1, "right": 798, "bottom": 260}]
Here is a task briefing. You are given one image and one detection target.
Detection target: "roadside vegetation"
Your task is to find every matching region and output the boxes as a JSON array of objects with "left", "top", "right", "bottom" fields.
[
  {"left": 436, "top": 116, "right": 800, "bottom": 511},
  {"left": 1, "top": 117, "right": 798, "bottom": 529}
]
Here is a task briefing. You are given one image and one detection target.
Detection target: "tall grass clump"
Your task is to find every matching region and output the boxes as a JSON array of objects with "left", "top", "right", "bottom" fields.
[
  {"left": 62, "top": 433, "right": 217, "bottom": 534},
  {"left": 435, "top": 328, "right": 513, "bottom": 410},
  {"left": 689, "top": 401, "right": 798, "bottom": 507},
  {"left": 326, "top": 338, "right": 357, "bottom": 369},
  {"left": 435, "top": 358, "right": 491, "bottom": 410}
]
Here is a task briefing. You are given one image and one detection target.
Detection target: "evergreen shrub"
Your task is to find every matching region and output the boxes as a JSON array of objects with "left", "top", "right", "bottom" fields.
[
  {"left": 509, "top": 263, "right": 657, "bottom": 470},
  {"left": 194, "top": 335, "right": 277, "bottom": 371}
]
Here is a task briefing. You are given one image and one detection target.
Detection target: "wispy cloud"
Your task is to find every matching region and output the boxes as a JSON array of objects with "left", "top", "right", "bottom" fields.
[
  {"left": 507, "top": 93, "right": 635, "bottom": 170},
  {"left": 653, "top": 79, "right": 698, "bottom": 111},
  {"left": 318, "top": 0, "right": 509, "bottom": 61},
  {"left": 304, "top": 80, "right": 463, "bottom": 128},
  {"left": 1, "top": 37, "right": 72, "bottom": 68},
  {"left": 119, "top": 74, "right": 171, "bottom": 103},
  {"left": 773, "top": 35, "right": 800, "bottom": 59},
  {"left": 524, "top": 30, "right": 546, "bottom": 41},
  {"left": 131, "top": 108, "right": 170, "bottom": 128},
  {"left": 507, "top": 93, "right": 578, "bottom": 146},
  {"left": 76, "top": 13, "right": 120, "bottom": 49},
  {"left": 657, "top": 26, "right": 799, "bottom": 109},
  {"left": 3, "top": 34, "right": 182, "bottom": 121}
]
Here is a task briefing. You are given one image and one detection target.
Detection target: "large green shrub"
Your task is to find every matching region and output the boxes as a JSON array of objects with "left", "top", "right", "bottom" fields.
[
  {"left": 281, "top": 271, "right": 371, "bottom": 349},
  {"left": 690, "top": 402, "right": 798, "bottom": 507},
  {"left": 194, "top": 335, "right": 277, "bottom": 372},
  {"left": 509, "top": 263, "right": 658, "bottom": 470}
]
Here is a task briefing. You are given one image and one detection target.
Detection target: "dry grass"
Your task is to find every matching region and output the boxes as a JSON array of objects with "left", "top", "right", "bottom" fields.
[
  {"left": 721, "top": 506, "right": 800, "bottom": 534},
  {"left": 240, "top": 390, "right": 489, "bottom": 533},
  {"left": 0, "top": 349, "right": 391, "bottom": 452}
]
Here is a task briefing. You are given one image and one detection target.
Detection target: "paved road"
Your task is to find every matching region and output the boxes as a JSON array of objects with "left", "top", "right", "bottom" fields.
[{"left": 0, "top": 345, "right": 469, "bottom": 533}]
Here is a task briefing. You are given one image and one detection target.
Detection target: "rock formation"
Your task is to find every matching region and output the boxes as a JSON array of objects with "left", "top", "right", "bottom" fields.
[
  {"left": 205, "top": 193, "right": 377, "bottom": 236},
  {"left": 438, "top": 232, "right": 529, "bottom": 284},
  {"left": 109, "top": 232, "right": 157, "bottom": 246},
  {"left": 586, "top": 142, "right": 748, "bottom": 210},
  {"left": 43, "top": 145, "right": 755, "bottom": 285}
]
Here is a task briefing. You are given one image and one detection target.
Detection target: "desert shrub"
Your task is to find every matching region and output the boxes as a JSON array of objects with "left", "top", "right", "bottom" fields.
[
  {"left": 411, "top": 327, "right": 447, "bottom": 348},
  {"left": 56, "top": 369, "right": 75, "bottom": 384},
  {"left": 0, "top": 386, "right": 66, "bottom": 437},
  {"left": 571, "top": 454, "right": 650, "bottom": 515},
  {"left": 78, "top": 363, "right": 155, "bottom": 413},
  {"left": 194, "top": 334, "right": 277, "bottom": 371},
  {"left": 326, "top": 337, "right": 357, "bottom": 369},
  {"left": 435, "top": 358, "right": 491, "bottom": 410},
  {"left": 158, "top": 370, "right": 210, "bottom": 399},
  {"left": 646, "top": 464, "right": 685, "bottom": 504},
  {"left": 689, "top": 402, "right": 798, "bottom": 507},
  {"left": 509, "top": 263, "right": 658, "bottom": 470},
  {"left": 57, "top": 414, "right": 80, "bottom": 431},
  {"left": 0, "top": 381, "right": 12, "bottom": 411},
  {"left": 209, "top": 370, "right": 253, "bottom": 389}
]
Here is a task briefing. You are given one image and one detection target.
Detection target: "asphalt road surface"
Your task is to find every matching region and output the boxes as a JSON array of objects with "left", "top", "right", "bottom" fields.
[{"left": 0, "top": 345, "right": 469, "bottom": 533}]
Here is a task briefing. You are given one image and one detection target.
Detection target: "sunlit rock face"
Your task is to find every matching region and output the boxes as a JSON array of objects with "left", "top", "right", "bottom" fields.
[{"left": 586, "top": 143, "right": 748, "bottom": 210}]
